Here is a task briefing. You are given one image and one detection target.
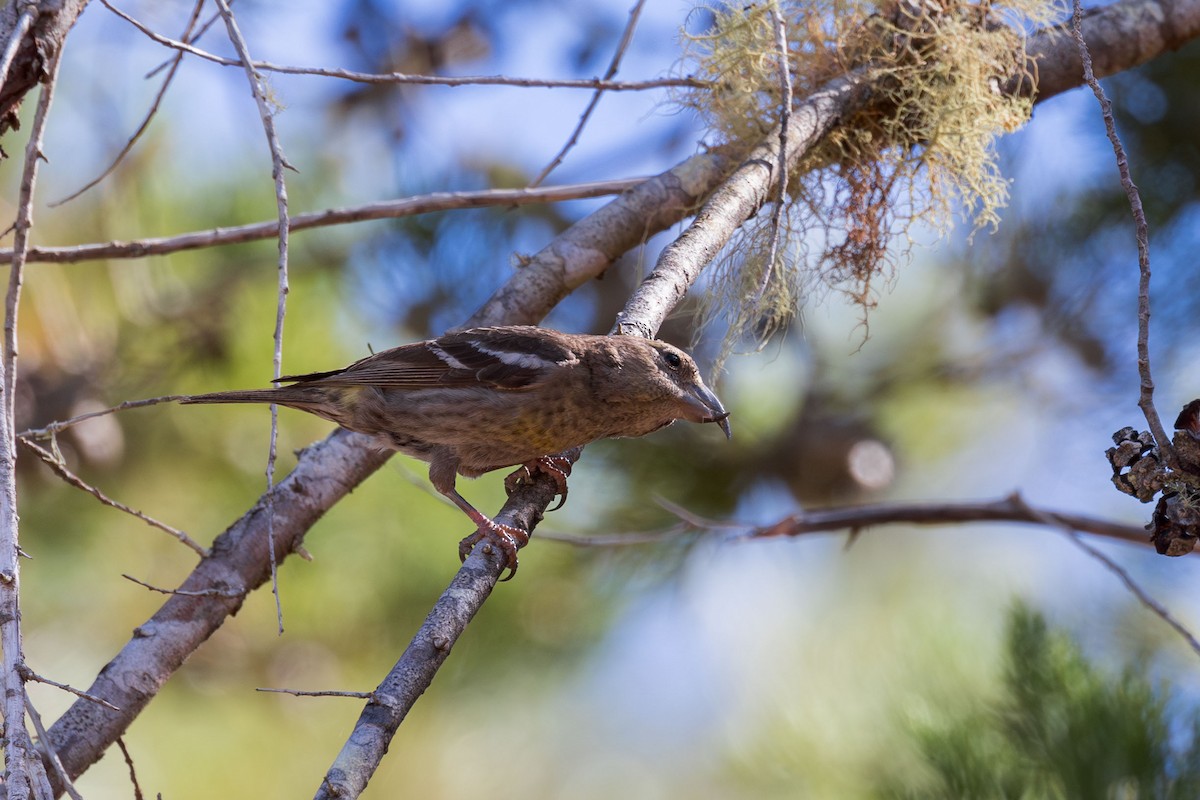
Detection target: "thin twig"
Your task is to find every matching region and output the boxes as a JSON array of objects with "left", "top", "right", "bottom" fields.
[
  {"left": 753, "top": 4, "right": 794, "bottom": 302},
  {"left": 528, "top": 0, "right": 646, "bottom": 187},
  {"left": 23, "top": 668, "right": 120, "bottom": 712},
  {"left": 102, "top": 0, "right": 706, "bottom": 91},
  {"left": 115, "top": 738, "right": 145, "bottom": 800},
  {"left": 256, "top": 687, "right": 374, "bottom": 699},
  {"left": 20, "top": 438, "right": 208, "bottom": 557},
  {"left": 1069, "top": 0, "right": 1174, "bottom": 468},
  {"left": 745, "top": 494, "right": 1158, "bottom": 551},
  {"left": 122, "top": 572, "right": 245, "bottom": 599},
  {"left": 0, "top": 178, "right": 647, "bottom": 265},
  {"left": 1068, "top": 530, "right": 1200, "bottom": 656},
  {"left": 25, "top": 697, "right": 83, "bottom": 800},
  {"left": 146, "top": 3, "right": 227, "bottom": 78},
  {"left": 0, "top": 37, "right": 60, "bottom": 799},
  {"left": 18, "top": 394, "right": 184, "bottom": 440},
  {"left": 1009, "top": 494, "right": 1200, "bottom": 658},
  {"left": 50, "top": 0, "right": 207, "bottom": 207},
  {"left": 214, "top": 0, "right": 291, "bottom": 636}
]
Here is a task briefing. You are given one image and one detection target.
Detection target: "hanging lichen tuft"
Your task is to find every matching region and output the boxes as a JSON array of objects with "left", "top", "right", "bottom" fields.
[{"left": 675, "top": 0, "right": 1062, "bottom": 358}]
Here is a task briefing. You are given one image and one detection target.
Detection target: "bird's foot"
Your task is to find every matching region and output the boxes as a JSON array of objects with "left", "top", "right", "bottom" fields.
[
  {"left": 458, "top": 517, "right": 529, "bottom": 581},
  {"left": 503, "top": 449, "right": 579, "bottom": 511}
]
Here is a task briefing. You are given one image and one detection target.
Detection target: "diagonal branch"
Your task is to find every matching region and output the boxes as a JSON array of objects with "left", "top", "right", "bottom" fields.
[
  {"left": 42, "top": 429, "right": 391, "bottom": 788},
  {"left": 0, "top": 178, "right": 648, "bottom": 264},
  {"left": 528, "top": 0, "right": 646, "bottom": 187},
  {"left": 49, "top": 0, "right": 207, "bottom": 207}
]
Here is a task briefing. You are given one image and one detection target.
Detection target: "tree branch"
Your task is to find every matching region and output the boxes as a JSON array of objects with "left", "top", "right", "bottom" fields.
[
  {"left": 1069, "top": 0, "right": 1175, "bottom": 468},
  {"left": 0, "top": 179, "right": 648, "bottom": 264},
  {"left": 101, "top": 0, "right": 705, "bottom": 92},
  {"left": 43, "top": 430, "right": 390, "bottom": 790},
  {"left": 1, "top": 35, "right": 60, "bottom": 799}
]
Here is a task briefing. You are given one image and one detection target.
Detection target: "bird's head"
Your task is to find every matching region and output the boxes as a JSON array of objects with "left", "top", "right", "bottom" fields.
[{"left": 597, "top": 337, "right": 732, "bottom": 439}]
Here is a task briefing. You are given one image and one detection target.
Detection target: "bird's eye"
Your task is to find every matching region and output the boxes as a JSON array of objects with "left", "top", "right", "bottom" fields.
[{"left": 662, "top": 350, "right": 682, "bottom": 370}]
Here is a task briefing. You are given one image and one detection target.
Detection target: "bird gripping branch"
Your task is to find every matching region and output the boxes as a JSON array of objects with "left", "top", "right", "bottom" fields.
[{"left": 182, "top": 325, "right": 731, "bottom": 578}]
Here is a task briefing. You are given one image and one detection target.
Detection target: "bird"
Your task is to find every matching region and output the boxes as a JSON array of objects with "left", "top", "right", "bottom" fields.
[{"left": 182, "top": 325, "right": 731, "bottom": 577}]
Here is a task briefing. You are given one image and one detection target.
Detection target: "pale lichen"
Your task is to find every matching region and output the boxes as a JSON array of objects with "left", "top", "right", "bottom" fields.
[{"left": 676, "top": 0, "right": 1063, "bottom": 360}]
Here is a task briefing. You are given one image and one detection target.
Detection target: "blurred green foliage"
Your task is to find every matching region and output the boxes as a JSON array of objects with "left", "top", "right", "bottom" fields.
[{"left": 881, "top": 605, "right": 1200, "bottom": 799}]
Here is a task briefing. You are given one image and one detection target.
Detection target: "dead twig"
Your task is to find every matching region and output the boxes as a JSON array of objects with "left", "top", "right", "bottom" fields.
[
  {"left": 121, "top": 573, "right": 245, "bottom": 599},
  {"left": 0, "top": 179, "right": 646, "bottom": 265},
  {"left": 101, "top": 0, "right": 706, "bottom": 92},
  {"left": 22, "top": 668, "right": 121, "bottom": 712},
  {"left": 1009, "top": 494, "right": 1200, "bottom": 658},
  {"left": 50, "top": 0, "right": 208, "bottom": 207},
  {"left": 1070, "top": 0, "right": 1174, "bottom": 468},
  {"left": 20, "top": 437, "right": 207, "bottom": 556},
  {"left": 0, "top": 37, "right": 61, "bottom": 798},
  {"left": 528, "top": 0, "right": 646, "bottom": 187},
  {"left": 256, "top": 687, "right": 374, "bottom": 700},
  {"left": 214, "top": 0, "right": 292, "bottom": 635}
]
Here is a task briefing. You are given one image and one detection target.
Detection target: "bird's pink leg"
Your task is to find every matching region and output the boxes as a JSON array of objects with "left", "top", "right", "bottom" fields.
[
  {"left": 428, "top": 452, "right": 527, "bottom": 580},
  {"left": 503, "top": 450, "right": 578, "bottom": 512},
  {"left": 446, "top": 489, "right": 527, "bottom": 581}
]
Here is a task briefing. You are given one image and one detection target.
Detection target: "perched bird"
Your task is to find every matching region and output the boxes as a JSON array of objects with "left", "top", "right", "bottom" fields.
[{"left": 183, "top": 325, "right": 731, "bottom": 577}]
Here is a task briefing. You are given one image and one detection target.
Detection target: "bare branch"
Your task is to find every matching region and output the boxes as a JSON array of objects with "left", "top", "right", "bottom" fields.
[
  {"left": 0, "top": 0, "right": 88, "bottom": 136},
  {"left": 213, "top": 0, "right": 292, "bottom": 636},
  {"left": 18, "top": 395, "right": 184, "bottom": 440},
  {"left": 101, "top": 0, "right": 706, "bottom": 92},
  {"left": 315, "top": 457, "right": 571, "bottom": 800},
  {"left": 114, "top": 738, "right": 145, "bottom": 800},
  {"left": 256, "top": 687, "right": 373, "bottom": 700},
  {"left": 614, "top": 73, "right": 868, "bottom": 338},
  {"left": 1025, "top": 0, "right": 1200, "bottom": 102},
  {"left": 1069, "top": 0, "right": 1175, "bottom": 468},
  {"left": 20, "top": 438, "right": 208, "bottom": 557},
  {"left": 528, "top": 0, "right": 646, "bottom": 187},
  {"left": 26, "top": 698, "right": 82, "bottom": 800},
  {"left": 49, "top": 0, "right": 207, "bottom": 207},
  {"left": 537, "top": 522, "right": 695, "bottom": 547},
  {"left": 23, "top": 670, "right": 120, "bottom": 713},
  {"left": 746, "top": 494, "right": 1155, "bottom": 549},
  {"left": 121, "top": 573, "right": 245, "bottom": 598},
  {"left": 1007, "top": 494, "right": 1200, "bottom": 658},
  {"left": 0, "top": 36, "right": 61, "bottom": 799},
  {"left": 0, "top": 179, "right": 647, "bottom": 264},
  {"left": 44, "top": 430, "right": 391, "bottom": 790}
]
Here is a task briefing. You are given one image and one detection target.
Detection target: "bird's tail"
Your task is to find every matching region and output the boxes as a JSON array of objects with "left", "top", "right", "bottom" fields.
[{"left": 180, "top": 387, "right": 329, "bottom": 409}]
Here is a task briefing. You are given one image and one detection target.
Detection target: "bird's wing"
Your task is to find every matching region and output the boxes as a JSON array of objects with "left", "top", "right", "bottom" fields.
[{"left": 278, "top": 326, "right": 582, "bottom": 391}]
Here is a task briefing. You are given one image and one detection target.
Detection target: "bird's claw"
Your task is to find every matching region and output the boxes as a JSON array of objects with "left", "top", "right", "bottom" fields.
[
  {"left": 458, "top": 518, "right": 529, "bottom": 581},
  {"left": 504, "top": 452, "right": 576, "bottom": 512}
]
